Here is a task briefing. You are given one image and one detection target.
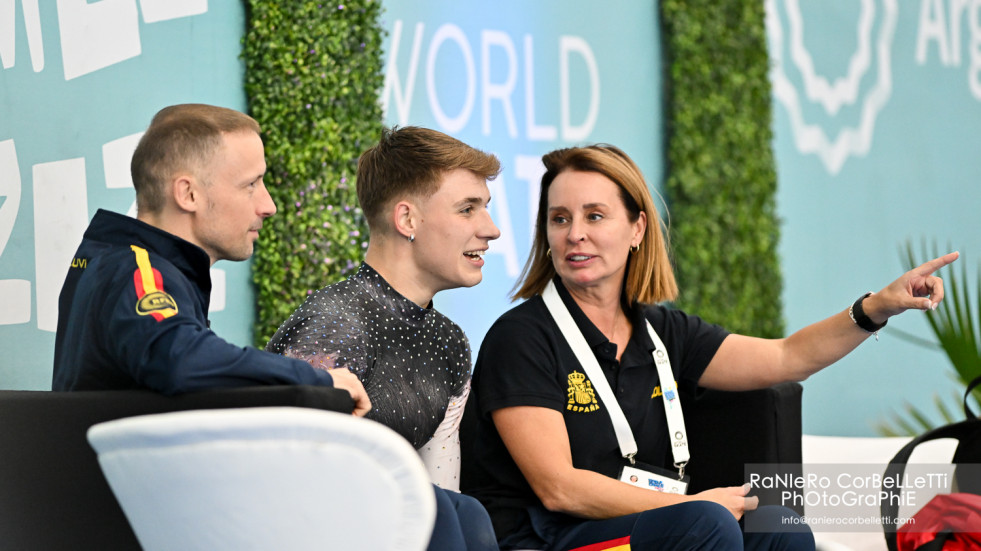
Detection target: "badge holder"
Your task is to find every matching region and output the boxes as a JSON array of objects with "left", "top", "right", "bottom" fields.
[{"left": 619, "top": 462, "right": 690, "bottom": 494}]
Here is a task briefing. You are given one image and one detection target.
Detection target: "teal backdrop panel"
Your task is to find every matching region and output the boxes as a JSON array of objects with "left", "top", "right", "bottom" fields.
[
  {"left": 379, "top": 0, "right": 663, "bottom": 359},
  {"left": 0, "top": 1, "right": 252, "bottom": 390},
  {"left": 767, "top": 0, "right": 981, "bottom": 435},
  {"left": 5, "top": 0, "right": 953, "bottom": 439}
]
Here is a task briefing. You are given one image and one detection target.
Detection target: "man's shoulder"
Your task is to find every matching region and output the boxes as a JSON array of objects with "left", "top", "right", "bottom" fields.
[
  {"left": 266, "top": 278, "right": 365, "bottom": 354},
  {"left": 300, "top": 278, "right": 367, "bottom": 323},
  {"left": 76, "top": 219, "right": 183, "bottom": 269},
  {"left": 88, "top": 242, "right": 185, "bottom": 283}
]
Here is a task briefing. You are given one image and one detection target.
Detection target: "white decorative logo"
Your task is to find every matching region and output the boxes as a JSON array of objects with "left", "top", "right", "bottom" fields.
[{"left": 766, "top": 0, "right": 898, "bottom": 175}]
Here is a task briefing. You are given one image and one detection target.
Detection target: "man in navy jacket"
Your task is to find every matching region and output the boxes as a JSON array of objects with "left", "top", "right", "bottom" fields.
[{"left": 52, "top": 103, "right": 369, "bottom": 416}]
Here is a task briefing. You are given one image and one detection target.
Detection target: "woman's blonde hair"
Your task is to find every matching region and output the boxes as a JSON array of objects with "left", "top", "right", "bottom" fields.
[{"left": 512, "top": 144, "right": 678, "bottom": 305}]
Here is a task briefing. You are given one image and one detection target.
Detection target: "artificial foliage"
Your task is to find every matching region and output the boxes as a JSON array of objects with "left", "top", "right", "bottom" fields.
[
  {"left": 660, "top": 0, "right": 784, "bottom": 337},
  {"left": 243, "top": 0, "right": 385, "bottom": 346}
]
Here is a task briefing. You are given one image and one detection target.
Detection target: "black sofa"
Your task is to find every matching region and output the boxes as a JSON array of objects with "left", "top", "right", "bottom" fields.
[
  {"left": 2, "top": 382, "right": 801, "bottom": 550},
  {"left": 0, "top": 385, "right": 354, "bottom": 551},
  {"left": 681, "top": 382, "right": 804, "bottom": 514}
]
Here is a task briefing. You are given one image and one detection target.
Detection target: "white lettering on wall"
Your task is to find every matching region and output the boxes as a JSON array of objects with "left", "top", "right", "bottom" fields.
[
  {"left": 0, "top": 139, "right": 31, "bottom": 325},
  {"left": 2, "top": 5, "right": 216, "bottom": 330},
  {"left": 2, "top": 127, "right": 228, "bottom": 330},
  {"left": 139, "top": 0, "right": 207, "bottom": 23},
  {"left": 917, "top": 0, "right": 953, "bottom": 64},
  {"left": 426, "top": 23, "right": 476, "bottom": 133},
  {"left": 103, "top": 133, "right": 143, "bottom": 191},
  {"left": 57, "top": 0, "right": 142, "bottom": 81},
  {"left": 559, "top": 35, "right": 600, "bottom": 142},
  {"left": 481, "top": 30, "right": 518, "bottom": 138},
  {"left": 524, "top": 35, "right": 557, "bottom": 141},
  {"left": 33, "top": 158, "right": 88, "bottom": 332},
  {"left": 2, "top": 0, "right": 208, "bottom": 79},
  {"left": 915, "top": 0, "right": 981, "bottom": 100},
  {"left": 383, "top": 20, "right": 424, "bottom": 127},
  {"left": 0, "top": 0, "right": 44, "bottom": 71},
  {"left": 970, "top": 1, "right": 981, "bottom": 97},
  {"left": 383, "top": 20, "right": 598, "bottom": 141},
  {"left": 209, "top": 268, "right": 226, "bottom": 313}
]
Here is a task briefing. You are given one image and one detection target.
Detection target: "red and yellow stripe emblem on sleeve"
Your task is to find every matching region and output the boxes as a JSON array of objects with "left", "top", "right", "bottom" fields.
[
  {"left": 130, "top": 245, "right": 178, "bottom": 322},
  {"left": 569, "top": 537, "right": 631, "bottom": 551}
]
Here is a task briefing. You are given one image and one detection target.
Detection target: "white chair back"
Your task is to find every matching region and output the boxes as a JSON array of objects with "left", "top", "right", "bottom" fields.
[{"left": 88, "top": 407, "right": 435, "bottom": 551}]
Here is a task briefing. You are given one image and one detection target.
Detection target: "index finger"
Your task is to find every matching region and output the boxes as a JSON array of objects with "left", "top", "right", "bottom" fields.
[{"left": 912, "top": 251, "right": 959, "bottom": 277}]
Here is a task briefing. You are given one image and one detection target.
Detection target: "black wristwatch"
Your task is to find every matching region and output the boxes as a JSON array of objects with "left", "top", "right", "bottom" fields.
[{"left": 849, "top": 292, "right": 886, "bottom": 338}]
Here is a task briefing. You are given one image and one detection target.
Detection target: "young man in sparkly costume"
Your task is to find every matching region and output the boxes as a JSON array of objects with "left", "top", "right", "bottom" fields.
[{"left": 268, "top": 126, "right": 502, "bottom": 551}]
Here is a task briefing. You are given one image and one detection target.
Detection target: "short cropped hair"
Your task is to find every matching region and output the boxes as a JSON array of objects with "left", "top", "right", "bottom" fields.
[
  {"left": 512, "top": 144, "right": 678, "bottom": 305},
  {"left": 131, "top": 104, "right": 261, "bottom": 214},
  {"left": 356, "top": 126, "right": 501, "bottom": 229}
]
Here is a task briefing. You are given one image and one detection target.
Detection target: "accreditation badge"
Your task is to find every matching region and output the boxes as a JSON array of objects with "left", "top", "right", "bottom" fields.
[{"left": 619, "top": 462, "right": 689, "bottom": 495}]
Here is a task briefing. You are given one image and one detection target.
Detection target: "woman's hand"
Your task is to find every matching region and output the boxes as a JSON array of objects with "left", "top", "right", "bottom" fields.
[
  {"left": 864, "top": 251, "right": 959, "bottom": 324},
  {"left": 692, "top": 483, "right": 759, "bottom": 520}
]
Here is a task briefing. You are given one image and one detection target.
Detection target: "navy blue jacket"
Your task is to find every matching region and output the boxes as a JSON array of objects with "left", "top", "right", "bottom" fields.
[{"left": 52, "top": 209, "right": 334, "bottom": 394}]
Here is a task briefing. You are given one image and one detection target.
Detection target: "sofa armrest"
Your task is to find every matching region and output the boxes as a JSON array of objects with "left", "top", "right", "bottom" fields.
[
  {"left": 681, "top": 382, "right": 803, "bottom": 514},
  {"left": 0, "top": 385, "right": 353, "bottom": 551}
]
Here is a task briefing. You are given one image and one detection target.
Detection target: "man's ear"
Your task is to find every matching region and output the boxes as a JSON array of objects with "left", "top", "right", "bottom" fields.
[
  {"left": 392, "top": 199, "right": 419, "bottom": 240},
  {"left": 172, "top": 175, "right": 200, "bottom": 213}
]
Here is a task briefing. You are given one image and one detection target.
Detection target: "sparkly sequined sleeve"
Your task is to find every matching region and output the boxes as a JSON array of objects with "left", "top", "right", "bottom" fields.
[{"left": 265, "top": 287, "right": 372, "bottom": 378}]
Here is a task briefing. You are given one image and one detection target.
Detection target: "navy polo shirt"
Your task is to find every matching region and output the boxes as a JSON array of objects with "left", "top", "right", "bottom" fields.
[{"left": 464, "top": 278, "right": 729, "bottom": 541}]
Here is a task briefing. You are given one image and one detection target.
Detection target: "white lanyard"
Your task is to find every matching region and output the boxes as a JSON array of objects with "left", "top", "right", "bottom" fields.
[{"left": 542, "top": 281, "right": 690, "bottom": 477}]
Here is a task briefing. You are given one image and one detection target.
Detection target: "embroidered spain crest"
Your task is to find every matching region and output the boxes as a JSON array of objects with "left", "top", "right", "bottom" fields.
[{"left": 566, "top": 370, "right": 600, "bottom": 413}]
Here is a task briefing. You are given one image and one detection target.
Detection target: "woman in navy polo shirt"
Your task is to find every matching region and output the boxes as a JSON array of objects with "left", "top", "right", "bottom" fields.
[{"left": 464, "top": 144, "right": 957, "bottom": 550}]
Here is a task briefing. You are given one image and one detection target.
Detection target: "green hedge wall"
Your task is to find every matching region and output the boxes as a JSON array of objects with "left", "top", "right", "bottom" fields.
[
  {"left": 660, "top": 0, "right": 785, "bottom": 338},
  {"left": 243, "top": 0, "right": 385, "bottom": 346}
]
